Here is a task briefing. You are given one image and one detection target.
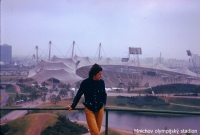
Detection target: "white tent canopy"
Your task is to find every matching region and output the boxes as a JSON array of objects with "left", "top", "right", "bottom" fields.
[
  {"left": 36, "top": 60, "right": 74, "bottom": 73},
  {"left": 31, "top": 69, "right": 82, "bottom": 84},
  {"left": 51, "top": 55, "right": 76, "bottom": 69}
]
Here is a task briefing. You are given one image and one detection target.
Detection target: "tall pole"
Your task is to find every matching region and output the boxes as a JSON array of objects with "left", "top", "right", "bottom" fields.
[
  {"left": 72, "top": 41, "right": 75, "bottom": 58},
  {"left": 49, "top": 41, "right": 51, "bottom": 61},
  {"left": 99, "top": 43, "right": 101, "bottom": 60},
  {"left": 36, "top": 46, "right": 38, "bottom": 64},
  {"left": 0, "top": 0, "right": 1, "bottom": 45}
]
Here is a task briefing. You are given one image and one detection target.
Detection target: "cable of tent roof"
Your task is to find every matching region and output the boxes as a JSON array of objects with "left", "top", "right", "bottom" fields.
[
  {"left": 74, "top": 42, "right": 85, "bottom": 57},
  {"left": 51, "top": 42, "right": 66, "bottom": 58}
]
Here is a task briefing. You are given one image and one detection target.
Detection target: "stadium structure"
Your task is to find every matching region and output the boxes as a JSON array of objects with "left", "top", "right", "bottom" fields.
[{"left": 27, "top": 42, "right": 200, "bottom": 89}]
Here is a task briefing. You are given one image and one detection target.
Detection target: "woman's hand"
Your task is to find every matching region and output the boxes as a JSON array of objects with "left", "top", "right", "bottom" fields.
[{"left": 66, "top": 106, "right": 73, "bottom": 111}]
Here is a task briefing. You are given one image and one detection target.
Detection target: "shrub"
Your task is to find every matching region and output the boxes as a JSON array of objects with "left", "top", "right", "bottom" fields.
[{"left": 41, "top": 115, "right": 88, "bottom": 135}]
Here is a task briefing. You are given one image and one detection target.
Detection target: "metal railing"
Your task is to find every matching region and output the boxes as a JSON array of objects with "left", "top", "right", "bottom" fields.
[{"left": 1, "top": 107, "right": 200, "bottom": 135}]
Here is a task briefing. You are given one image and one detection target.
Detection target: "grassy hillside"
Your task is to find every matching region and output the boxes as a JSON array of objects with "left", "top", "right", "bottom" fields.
[{"left": 1, "top": 113, "right": 58, "bottom": 135}]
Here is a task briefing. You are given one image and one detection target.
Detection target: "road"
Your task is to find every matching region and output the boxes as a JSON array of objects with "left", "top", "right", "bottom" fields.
[{"left": 0, "top": 98, "right": 45, "bottom": 124}]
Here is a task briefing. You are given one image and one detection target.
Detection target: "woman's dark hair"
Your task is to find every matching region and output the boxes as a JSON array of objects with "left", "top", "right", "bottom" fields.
[{"left": 89, "top": 63, "right": 102, "bottom": 79}]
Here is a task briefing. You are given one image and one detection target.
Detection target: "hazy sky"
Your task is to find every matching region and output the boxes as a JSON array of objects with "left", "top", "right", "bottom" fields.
[{"left": 1, "top": 0, "right": 200, "bottom": 60}]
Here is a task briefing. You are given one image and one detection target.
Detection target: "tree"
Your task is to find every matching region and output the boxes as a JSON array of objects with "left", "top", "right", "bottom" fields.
[
  {"left": 6, "top": 97, "right": 14, "bottom": 106},
  {"left": 15, "top": 92, "right": 20, "bottom": 101},
  {"left": 49, "top": 94, "right": 60, "bottom": 104},
  {"left": 18, "top": 78, "right": 24, "bottom": 84},
  {"left": 59, "top": 88, "right": 68, "bottom": 97},
  {"left": 41, "top": 94, "right": 46, "bottom": 102},
  {"left": 66, "top": 83, "right": 71, "bottom": 91},
  {"left": 75, "top": 81, "right": 81, "bottom": 89},
  {"left": 41, "top": 82, "right": 46, "bottom": 87}
]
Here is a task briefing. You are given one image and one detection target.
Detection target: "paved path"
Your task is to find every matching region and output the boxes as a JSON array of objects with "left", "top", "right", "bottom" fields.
[{"left": 0, "top": 99, "right": 44, "bottom": 124}]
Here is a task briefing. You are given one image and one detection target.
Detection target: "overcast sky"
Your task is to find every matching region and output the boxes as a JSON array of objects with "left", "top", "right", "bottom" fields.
[{"left": 1, "top": 0, "right": 200, "bottom": 60}]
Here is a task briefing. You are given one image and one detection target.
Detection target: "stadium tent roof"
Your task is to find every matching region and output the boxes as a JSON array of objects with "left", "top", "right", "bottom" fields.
[
  {"left": 96, "top": 57, "right": 117, "bottom": 65},
  {"left": 27, "top": 68, "right": 36, "bottom": 78},
  {"left": 29, "top": 55, "right": 198, "bottom": 84},
  {"left": 51, "top": 55, "right": 76, "bottom": 69},
  {"left": 145, "top": 63, "right": 173, "bottom": 72},
  {"left": 171, "top": 67, "right": 197, "bottom": 77},
  {"left": 73, "top": 55, "right": 94, "bottom": 68},
  {"left": 31, "top": 69, "right": 82, "bottom": 84},
  {"left": 36, "top": 60, "right": 74, "bottom": 73}
]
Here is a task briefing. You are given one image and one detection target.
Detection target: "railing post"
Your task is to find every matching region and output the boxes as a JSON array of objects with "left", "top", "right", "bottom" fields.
[{"left": 105, "top": 109, "right": 108, "bottom": 135}]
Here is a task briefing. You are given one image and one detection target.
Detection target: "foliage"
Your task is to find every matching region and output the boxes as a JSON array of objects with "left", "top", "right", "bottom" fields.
[
  {"left": 0, "top": 124, "right": 10, "bottom": 134},
  {"left": 127, "top": 95, "right": 169, "bottom": 107},
  {"left": 0, "top": 113, "right": 58, "bottom": 135},
  {"left": 49, "top": 94, "right": 61, "bottom": 104},
  {"left": 41, "top": 115, "right": 88, "bottom": 135},
  {"left": 6, "top": 96, "right": 14, "bottom": 106},
  {"left": 75, "top": 81, "right": 81, "bottom": 89},
  {"left": 145, "top": 84, "right": 200, "bottom": 94},
  {"left": 5, "top": 84, "right": 15, "bottom": 93},
  {"left": 17, "top": 84, "right": 37, "bottom": 93},
  {"left": 59, "top": 88, "right": 68, "bottom": 97}
]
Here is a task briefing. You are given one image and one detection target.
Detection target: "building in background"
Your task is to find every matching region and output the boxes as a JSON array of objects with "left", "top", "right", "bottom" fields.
[
  {"left": 167, "top": 58, "right": 189, "bottom": 68},
  {"left": 192, "top": 54, "right": 200, "bottom": 68},
  {"left": 0, "top": 44, "right": 12, "bottom": 64}
]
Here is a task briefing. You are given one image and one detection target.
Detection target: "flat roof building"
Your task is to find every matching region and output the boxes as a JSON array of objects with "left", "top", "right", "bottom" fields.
[{"left": 0, "top": 44, "right": 12, "bottom": 63}]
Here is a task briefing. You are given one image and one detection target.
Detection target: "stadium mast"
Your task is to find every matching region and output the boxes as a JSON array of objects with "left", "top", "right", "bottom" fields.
[
  {"left": 49, "top": 41, "right": 51, "bottom": 61},
  {"left": 0, "top": 0, "right": 1, "bottom": 45},
  {"left": 72, "top": 41, "right": 75, "bottom": 58},
  {"left": 99, "top": 43, "right": 101, "bottom": 60},
  {"left": 36, "top": 46, "right": 38, "bottom": 64}
]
